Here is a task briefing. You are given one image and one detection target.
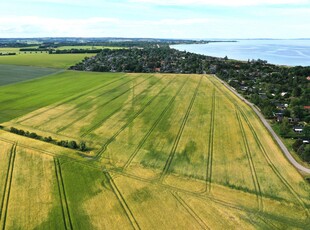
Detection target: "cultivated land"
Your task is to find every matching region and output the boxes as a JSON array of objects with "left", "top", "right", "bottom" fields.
[
  {"left": 0, "top": 71, "right": 309, "bottom": 229},
  {"left": 0, "top": 53, "right": 95, "bottom": 68},
  {"left": 0, "top": 64, "right": 61, "bottom": 86}
]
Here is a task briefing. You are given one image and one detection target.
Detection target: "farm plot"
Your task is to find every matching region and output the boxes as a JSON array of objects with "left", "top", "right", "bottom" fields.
[
  {"left": 59, "top": 161, "right": 133, "bottom": 229},
  {"left": 0, "top": 142, "right": 63, "bottom": 230},
  {"left": 0, "top": 64, "right": 61, "bottom": 86},
  {"left": 0, "top": 71, "right": 123, "bottom": 123},
  {"left": 0, "top": 53, "right": 95, "bottom": 68},
  {"left": 1, "top": 73, "right": 310, "bottom": 228}
]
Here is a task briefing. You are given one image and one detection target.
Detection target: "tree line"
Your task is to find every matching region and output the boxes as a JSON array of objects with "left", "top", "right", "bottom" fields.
[{"left": 9, "top": 127, "right": 87, "bottom": 151}]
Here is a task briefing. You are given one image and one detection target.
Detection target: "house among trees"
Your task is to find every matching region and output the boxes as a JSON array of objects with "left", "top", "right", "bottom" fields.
[{"left": 293, "top": 127, "right": 304, "bottom": 133}]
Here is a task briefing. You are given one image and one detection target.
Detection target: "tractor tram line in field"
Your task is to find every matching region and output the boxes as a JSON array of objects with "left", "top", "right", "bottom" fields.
[
  {"left": 17, "top": 75, "right": 128, "bottom": 124},
  {"left": 170, "top": 191, "right": 210, "bottom": 230},
  {"left": 235, "top": 110, "right": 264, "bottom": 212},
  {"left": 95, "top": 75, "right": 178, "bottom": 160},
  {"left": 54, "top": 158, "right": 73, "bottom": 230},
  {"left": 56, "top": 75, "right": 153, "bottom": 134},
  {"left": 207, "top": 76, "right": 310, "bottom": 217},
  {"left": 104, "top": 172, "right": 141, "bottom": 230},
  {"left": 238, "top": 108, "right": 310, "bottom": 217},
  {"left": 160, "top": 76, "right": 203, "bottom": 182},
  {"left": 0, "top": 143, "right": 17, "bottom": 230},
  {"left": 205, "top": 88, "right": 216, "bottom": 193},
  {"left": 39, "top": 75, "right": 143, "bottom": 130},
  {"left": 122, "top": 76, "right": 189, "bottom": 170},
  {"left": 81, "top": 75, "right": 164, "bottom": 138}
]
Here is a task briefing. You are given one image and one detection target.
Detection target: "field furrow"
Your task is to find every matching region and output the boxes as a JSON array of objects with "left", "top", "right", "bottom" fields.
[
  {"left": 105, "top": 173, "right": 141, "bottom": 230},
  {"left": 206, "top": 88, "right": 215, "bottom": 192},
  {"left": 235, "top": 110, "right": 263, "bottom": 211},
  {"left": 54, "top": 158, "right": 73, "bottom": 230},
  {"left": 0, "top": 143, "right": 16, "bottom": 230},
  {"left": 160, "top": 76, "right": 203, "bottom": 181}
]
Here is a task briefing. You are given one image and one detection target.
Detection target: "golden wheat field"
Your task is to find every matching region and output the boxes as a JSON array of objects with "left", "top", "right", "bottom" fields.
[{"left": 0, "top": 72, "right": 309, "bottom": 229}]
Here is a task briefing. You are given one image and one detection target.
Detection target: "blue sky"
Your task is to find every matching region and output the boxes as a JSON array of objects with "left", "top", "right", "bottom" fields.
[{"left": 1, "top": 0, "right": 310, "bottom": 38}]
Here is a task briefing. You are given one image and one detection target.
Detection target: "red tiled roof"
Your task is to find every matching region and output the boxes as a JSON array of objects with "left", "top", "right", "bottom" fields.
[{"left": 304, "top": 106, "right": 310, "bottom": 110}]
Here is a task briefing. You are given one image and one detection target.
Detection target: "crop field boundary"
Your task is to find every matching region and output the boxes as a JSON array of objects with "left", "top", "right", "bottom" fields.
[
  {"left": 54, "top": 158, "right": 73, "bottom": 230},
  {"left": 104, "top": 172, "right": 141, "bottom": 230},
  {"left": 207, "top": 75, "right": 310, "bottom": 217},
  {"left": 160, "top": 76, "right": 203, "bottom": 182},
  {"left": 95, "top": 75, "right": 178, "bottom": 160},
  {"left": 205, "top": 88, "right": 216, "bottom": 193},
  {"left": 0, "top": 143, "right": 17, "bottom": 230},
  {"left": 18, "top": 75, "right": 127, "bottom": 124},
  {"left": 56, "top": 75, "right": 153, "bottom": 134},
  {"left": 122, "top": 76, "right": 189, "bottom": 170},
  {"left": 235, "top": 110, "right": 263, "bottom": 211},
  {"left": 171, "top": 191, "right": 210, "bottom": 229},
  {"left": 81, "top": 75, "right": 163, "bottom": 137}
]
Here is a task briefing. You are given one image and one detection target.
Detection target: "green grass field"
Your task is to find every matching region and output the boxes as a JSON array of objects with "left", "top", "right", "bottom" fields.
[
  {"left": 0, "top": 53, "right": 95, "bottom": 68},
  {"left": 55, "top": 46, "right": 124, "bottom": 50},
  {"left": 0, "top": 71, "right": 309, "bottom": 229},
  {"left": 0, "top": 64, "right": 61, "bottom": 86}
]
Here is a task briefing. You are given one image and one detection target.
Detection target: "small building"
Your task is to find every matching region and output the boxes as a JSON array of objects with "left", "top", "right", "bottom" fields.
[
  {"left": 293, "top": 127, "right": 303, "bottom": 133},
  {"left": 304, "top": 106, "right": 310, "bottom": 110},
  {"left": 288, "top": 117, "right": 300, "bottom": 123}
]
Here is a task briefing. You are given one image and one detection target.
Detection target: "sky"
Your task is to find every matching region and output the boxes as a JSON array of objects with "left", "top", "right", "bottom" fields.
[{"left": 1, "top": 0, "right": 310, "bottom": 39}]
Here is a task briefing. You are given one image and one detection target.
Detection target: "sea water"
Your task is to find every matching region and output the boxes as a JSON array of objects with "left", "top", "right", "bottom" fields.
[{"left": 171, "top": 40, "right": 310, "bottom": 67}]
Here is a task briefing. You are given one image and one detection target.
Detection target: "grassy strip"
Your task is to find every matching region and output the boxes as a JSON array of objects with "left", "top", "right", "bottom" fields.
[
  {"left": 122, "top": 77, "right": 189, "bottom": 169},
  {"left": 104, "top": 172, "right": 141, "bottom": 230},
  {"left": 0, "top": 143, "right": 16, "bottom": 229},
  {"left": 54, "top": 158, "right": 73, "bottom": 230},
  {"left": 95, "top": 76, "right": 177, "bottom": 159},
  {"left": 206, "top": 89, "right": 215, "bottom": 192},
  {"left": 235, "top": 110, "right": 263, "bottom": 211},
  {"left": 160, "top": 76, "right": 202, "bottom": 181}
]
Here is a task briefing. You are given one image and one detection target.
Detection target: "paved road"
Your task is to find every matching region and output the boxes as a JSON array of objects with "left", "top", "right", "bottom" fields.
[{"left": 213, "top": 75, "right": 310, "bottom": 174}]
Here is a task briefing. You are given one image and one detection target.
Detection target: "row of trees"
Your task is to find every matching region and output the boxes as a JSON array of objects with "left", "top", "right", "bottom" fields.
[
  {"left": 49, "top": 49, "right": 102, "bottom": 54},
  {"left": 0, "top": 52, "right": 16, "bottom": 56},
  {"left": 9, "top": 127, "right": 87, "bottom": 151}
]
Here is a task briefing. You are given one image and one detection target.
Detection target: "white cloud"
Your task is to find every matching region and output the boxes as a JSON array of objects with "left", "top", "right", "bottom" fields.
[
  {"left": 1, "top": 15, "right": 309, "bottom": 39},
  {"left": 0, "top": 16, "right": 212, "bottom": 38},
  {"left": 130, "top": 0, "right": 309, "bottom": 6}
]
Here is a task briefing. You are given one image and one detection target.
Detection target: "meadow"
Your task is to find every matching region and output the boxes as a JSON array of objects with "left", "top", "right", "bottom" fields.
[{"left": 0, "top": 71, "right": 309, "bottom": 229}]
